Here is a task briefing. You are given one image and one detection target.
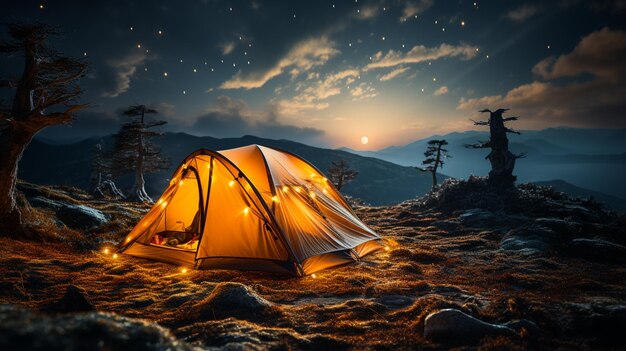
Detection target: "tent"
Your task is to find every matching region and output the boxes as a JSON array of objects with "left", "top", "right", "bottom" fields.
[{"left": 120, "top": 144, "right": 381, "bottom": 276}]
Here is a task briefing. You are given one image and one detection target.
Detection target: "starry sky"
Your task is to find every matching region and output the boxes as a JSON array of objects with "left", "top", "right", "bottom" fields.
[{"left": 1, "top": 0, "right": 625, "bottom": 149}]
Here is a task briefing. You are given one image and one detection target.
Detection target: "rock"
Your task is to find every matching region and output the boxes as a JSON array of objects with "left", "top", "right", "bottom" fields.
[
  {"left": 534, "top": 218, "right": 581, "bottom": 234},
  {"left": 42, "top": 285, "right": 95, "bottom": 313},
  {"left": 190, "top": 282, "right": 276, "bottom": 321},
  {"left": 0, "top": 305, "right": 193, "bottom": 351},
  {"left": 424, "top": 308, "right": 515, "bottom": 341},
  {"left": 500, "top": 226, "right": 559, "bottom": 254},
  {"left": 56, "top": 204, "right": 108, "bottom": 229},
  {"left": 28, "top": 196, "right": 64, "bottom": 210},
  {"left": 457, "top": 208, "right": 498, "bottom": 227},
  {"left": 375, "top": 294, "right": 414, "bottom": 309},
  {"left": 504, "top": 319, "right": 539, "bottom": 336},
  {"left": 568, "top": 238, "right": 626, "bottom": 262}
]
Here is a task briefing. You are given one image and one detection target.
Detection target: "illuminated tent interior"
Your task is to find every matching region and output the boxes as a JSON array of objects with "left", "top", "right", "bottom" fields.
[{"left": 120, "top": 145, "right": 381, "bottom": 276}]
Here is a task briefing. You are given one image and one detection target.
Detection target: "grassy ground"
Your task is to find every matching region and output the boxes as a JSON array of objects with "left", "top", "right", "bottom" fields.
[{"left": 1, "top": 182, "right": 625, "bottom": 350}]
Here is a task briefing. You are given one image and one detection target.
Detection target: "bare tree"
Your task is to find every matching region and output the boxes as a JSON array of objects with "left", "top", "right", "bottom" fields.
[
  {"left": 418, "top": 139, "right": 450, "bottom": 190},
  {"left": 465, "top": 108, "right": 525, "bottom": 185},
  {"left": 328, "top": 159, "right": 358, "bottom": 191},
  {"left": 109, "top": 105, "right": 169, "bottom": 202},
  {"left": 0, "top": 23, "right": 87, "bottom": 234},
  {"left": 90, "top": 141, "right": 124, "bottom": 199}
]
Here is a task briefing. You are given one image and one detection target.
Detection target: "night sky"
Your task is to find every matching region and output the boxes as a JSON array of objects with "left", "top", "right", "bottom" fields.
[{"left": 1, "top": 0, "right": 625, "bottom": 149}]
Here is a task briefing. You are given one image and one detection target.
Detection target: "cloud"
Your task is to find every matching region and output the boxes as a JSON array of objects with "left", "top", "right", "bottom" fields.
[
  {"left": 356, "top": 3, "right": 380, "bottom": 20},
  {"left": 532, "top": 27, "right": 626, "bottom": 81},
  {"left": 366, "top": 43, "right": 479, "bottom": 70},
  {"left": 434, "top": 86, "right": 449, "bottom": 96},
  {"left": 379, "top": 66, "right": 410, "bottom": 81},
  {"left": 506, "top": 4, "right": 541, "bottom": 23},
  {"left": 220, "top": 41, "right": 236, "bottom": 55},
  {"left": 100, "top": 53, "right": 147, "bottom": 98},
  {"left": 220, "top": 36, "right": 340, "bottom": 89},
  {"left": 399, "top": 0, "right": 433, "bottom": 22},
  {"left": 191, "top": 96, "right": 324, "bottom": 141},
  {"left": 350, "top": 82, "right": 378, "bottom": 101},
  {"left": 457, "top": 27, "right": 626, "bottom": 128},
  {"left": 274, "top": 69, "right": 360, "bottom": 114}
]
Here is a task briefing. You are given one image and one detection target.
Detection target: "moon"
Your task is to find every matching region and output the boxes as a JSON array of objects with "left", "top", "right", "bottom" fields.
[{"left": 361, "top": 136, "right": 369, "bottom": 145}]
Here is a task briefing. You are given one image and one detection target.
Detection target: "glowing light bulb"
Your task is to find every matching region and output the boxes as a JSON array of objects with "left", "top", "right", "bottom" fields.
[
  {"left": 157, "top": 199, "right": 163, "bottom": 205},
  {"left": 310, "top": 173, "right": 316, "bottom": 178},
  {"left": 271, "top": 196, "right": 279, "bottom": 202},
  {"left": 323, "top": 189, "right": 328, "bottom": 195},
  {"left": 243, "top": 207, "right": 250, "bottom": 215},
  {"left": 126, "top": 237, "right": 131, "bottom": 243},
  {"left": 161, "top": 201, "right": 167, "bottom": 208},
  {"left": 384, "top": 246, "right": 390, "bottom": 251},
  {"left": 137, "top": 44, "right": 141, "bottom": 48},
  {"left": 179, "top": 180, "right": 184, "bottom": 186},
  {"left": 310, "top": 192, "right": 316, "bottom": 199},
  {"left": 113, "top": 253, "right": 118, "bottom": 259},
  {"left": 181, "top": 268, "right": 188, "bottom": 274},
  {"left": 295, "top": 187, "right": 302, "bottom": 193},
  {"left": 229, "top": 180, "right": 236, "bottom": 187},
  {"left": 311, "top": 273, "right": 317, "bottom": 278},
  {"left": 103, "top": 248, "right": 110, "bottom": 255},
  {"left": 282, "top": 186, "right": 289, "bottom": 192}
]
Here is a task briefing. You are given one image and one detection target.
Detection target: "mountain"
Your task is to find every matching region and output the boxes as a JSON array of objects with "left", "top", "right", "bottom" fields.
[
  {"left": 343, "top": 128, "right": 626, "bottom": 200},
  {"left": 533, "top": 180, "right": 626, "bottom": 212},
  {"left": 18, "top": 133, "right": 443, "bottom": 206}
]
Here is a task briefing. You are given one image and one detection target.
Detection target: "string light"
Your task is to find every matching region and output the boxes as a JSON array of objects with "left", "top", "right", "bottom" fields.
[
  {"left": 271, "top": 196, "right": 279, "bottom": 202},
  {"left": 126, "top": 237, "right": 131, "bottom": 243},
  {"left": 384, "top": 246, "right": 390, "bottom": 251},
  {"left": 161, "top": 201, "right": 167, "bottom": 208},
  {"left": 295, "top": 187, "right": 302, "bottom": 193},
  {"left": 310, "top": 173, "right": 316, "bottom": 178},
  {"left": 311, "top": 273, "right": 317, "bottom": 278},
  {"left": 243, "top": 207, "right": 250, "bottom": 215},
  {"left": 282, "top": 186, "right": 289, "bottom": 192},
  {"left": 229, "top": 180, "right": 236, "bottom": 187},
  {"left": 310, "top": 192, "right": 316, "bottom": 199},
  {"left": 113, "top": 253, "right": 118, "bottom": 259},
  {"left": 323, "top": 189, "right": 328, "bottom": 195},
  {"left": 102, "top": 248, "right": 110, "bottom": 255},
  {"left": 181, "top": 267, "right": 188, "bottom": 274},
  {"left": 179, "top": 180, "right": 184, "bottom": 186}
]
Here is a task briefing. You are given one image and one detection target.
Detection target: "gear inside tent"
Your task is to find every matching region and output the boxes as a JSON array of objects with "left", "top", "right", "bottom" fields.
[{"left": 120, "top": 145, "right": 381, "bottom": 276}]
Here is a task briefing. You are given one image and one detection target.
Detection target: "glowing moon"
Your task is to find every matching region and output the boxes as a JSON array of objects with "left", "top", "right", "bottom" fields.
[{"left": 361, "top": 136, "right": 369, "bottom": 145}]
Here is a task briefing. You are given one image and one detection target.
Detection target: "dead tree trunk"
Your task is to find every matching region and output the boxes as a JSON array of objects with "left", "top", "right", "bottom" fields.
[{"left": 465, "top": 109, "right": 524, "bottom": 186}]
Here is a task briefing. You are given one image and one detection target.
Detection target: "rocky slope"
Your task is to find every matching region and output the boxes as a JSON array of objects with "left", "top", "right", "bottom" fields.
[{"left": 0, "top": 178, "right": 625, "bottom": 350}]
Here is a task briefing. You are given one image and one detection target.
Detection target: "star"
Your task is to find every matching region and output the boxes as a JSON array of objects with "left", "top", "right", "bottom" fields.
[
  {"left": 461, "top": 20, "right": 466, "bottom": 26},
  {"left": 83, "top": 52, "right": 87, "bottom": 56},
  {"left": 442, "top": 28, "right": 445, "bottom": 32},
  {"left": 137, "top": 44, "right": 141, "bottom": 48},
  {"left": 163, "top": 72, "right": 168, "bottom": 77},
  {"left": 180, "top": 59, "right": 183, "bottom": 63},
  {"left": 130, "top": 26, "right": 133, "bottom": 31},
  {"left": 382, "top": 36, "right": 385, "bottom": 41},
  {"left": 158, "top": 30, "right": 163, "bottom": 35},
  {"left": 432, "top": 77, "right": 436, "bottom": 81},
  {"left": 39, "top": 4, "right": 44, "bottom": 9},
  {"left": 182, "top": 90, "right": 186, "bottom": 94},
  {"left": 193, "top": 68, "right": 197, "bottom": 73}
]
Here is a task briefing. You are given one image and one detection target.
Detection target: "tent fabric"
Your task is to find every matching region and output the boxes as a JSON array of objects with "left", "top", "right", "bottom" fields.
[{"left": 120, "top": 144, "right": 381, "bottom": 276}]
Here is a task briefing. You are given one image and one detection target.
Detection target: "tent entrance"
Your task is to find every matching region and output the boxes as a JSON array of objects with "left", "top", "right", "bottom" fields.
[{"left": 149, "top": 165, "right": 205, "bottom": 252}]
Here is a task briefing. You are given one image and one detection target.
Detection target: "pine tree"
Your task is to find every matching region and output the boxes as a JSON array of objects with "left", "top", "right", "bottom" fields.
[
  {"left": 0, "top": 23, "right": 87, "bottom": 234},
  {"left": 418, "top": 139, "right": 450, "bottom": 190},
  {"left": 110, "top": 105, "right": 169, "bottom": 202},
  {"left": 328, "top": 159, "right": 358, "bottom": 191},
  {"left": 90, "top": 140, "right": 124, "bottom": 199},
  {"left": 465, "top": 108, "right": 525, "bottom": 185}
]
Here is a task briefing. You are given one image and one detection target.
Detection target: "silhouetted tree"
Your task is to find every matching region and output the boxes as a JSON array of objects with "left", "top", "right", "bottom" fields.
[
  {"left": 0, "top": 23, "right": 87, "bottom": 234},
  {"left": 418, "top": 139, "right": 450, "bottom": 190},
  {"left": 465, "top": 108, "right": 525, "bottom": 185},
  {"left": 109, "top": 105, "right": 168, "bottom": 202},
  {"left": 328, "top": 159, "right": 358, "bottom": 191},
  {"left": 90, "top": 141, "right": 124, "bottom": 199}
]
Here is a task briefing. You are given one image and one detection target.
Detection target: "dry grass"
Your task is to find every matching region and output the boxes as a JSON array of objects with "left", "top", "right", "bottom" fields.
[{"left": 1, "top": 185, "right": 626, "bottom": 350}]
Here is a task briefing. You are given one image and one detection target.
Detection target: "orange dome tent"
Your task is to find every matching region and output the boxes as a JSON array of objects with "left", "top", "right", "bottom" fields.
[{"left": 119, "top": 145, "right": 381, "bottom": 276}]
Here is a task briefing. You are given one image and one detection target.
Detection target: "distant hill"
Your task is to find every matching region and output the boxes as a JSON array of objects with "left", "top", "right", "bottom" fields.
[
  {"left": 533, "top": 180, "right": 626, "bottom": 212},
  {"left": 342, "top": 128, "right": 626, "bottom": 200},
  {"left": 19, "top": 133, "right": 443, "bottom": 206}
]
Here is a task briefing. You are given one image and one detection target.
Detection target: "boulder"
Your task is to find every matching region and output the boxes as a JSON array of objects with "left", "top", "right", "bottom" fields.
[
  {"left": 28, "top": 196, "right": 64, "bottom": 210},
  {"left": 0, "top": 305, "right": 193, "bottom": 351},
  {"left": 534, "top": 218, "right": 581, "bottom": 234},
  {"left": 56, "top": 204, "right": 108, "bottom": 229},
  {"left": 500, "top": 226, "right": 559, "bottom": 254},
  {"left": 424, "top": 308, "right": 515, "bottom": 341},
  {"left": 457, "top": 208, "right": 498, "bottom": 227},
  {"left": 190, "top": 282, "right": 276, "bottom": 321},
  {"left": 42, "top": 285, "right": 95, "bottom": 313}
]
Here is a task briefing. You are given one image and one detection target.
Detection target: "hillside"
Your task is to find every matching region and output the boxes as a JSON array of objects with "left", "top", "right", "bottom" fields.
[
  {"left": 19, "top": 134, "right": 441, "bottom": 206},
  {"left": 2, "top": 179, "right": 625, "bottom": 350}
]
